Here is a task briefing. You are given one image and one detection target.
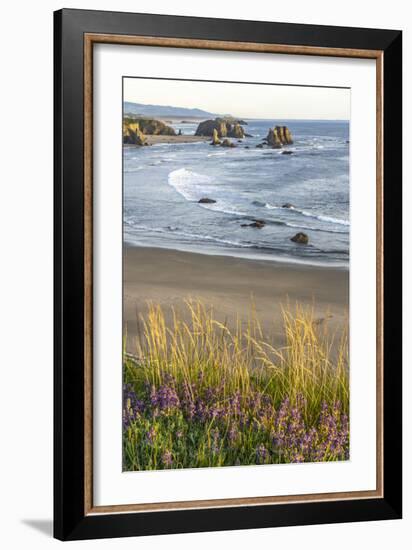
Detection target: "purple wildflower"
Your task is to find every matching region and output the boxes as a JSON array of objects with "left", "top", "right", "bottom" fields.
[
  {"left": 256, "top": 444, "right": 269, "bottom": 464},
  {"left": 196, "top": 399, "right": 207, "bottom": 421},
  {"left": 150, "top": 384, "right": 180, "bottom": 412},
  {"left": 146, "top": 426, "right": 156, "bottom": 445},
  {"left": 205, "top": 387, "right": 216, "bottom": 402},
  {"left": 229, "top": 391, "right": 242, "bottom": 416},
  {"left": 211, "top": 428, "right": 220, "bottom": 454},
  {"left": 162, "top": 449, "right": 173, "bottom": 467},
  {"left": 252, "top": 419, "right": 261, "bottom": 432},
  {"left": 122, "top": 383, "right": 145, "bottom": 430},
  {"left": 291, "top": 452, "right": 305, "bottom": 463},
  {"left": 228, "top": 425, "right": 238, "bottom": 444},
  {"left": 209, "top": 403, "right": 223, "bottom": 420}
]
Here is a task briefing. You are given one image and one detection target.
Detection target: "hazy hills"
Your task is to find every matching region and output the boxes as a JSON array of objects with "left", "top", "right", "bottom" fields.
[{"left": 123, "top": 101, "right": 217, "bottom": 119}]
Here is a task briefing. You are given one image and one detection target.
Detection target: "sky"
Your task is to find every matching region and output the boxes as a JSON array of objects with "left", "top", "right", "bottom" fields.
[{"left": 123, "top": 77, "right": 350, "bottom": 120}]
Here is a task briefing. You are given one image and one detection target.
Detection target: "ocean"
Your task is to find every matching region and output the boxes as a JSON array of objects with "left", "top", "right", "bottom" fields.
[{"left": 123, "top": 119, "right": 349, "bottom": 267}]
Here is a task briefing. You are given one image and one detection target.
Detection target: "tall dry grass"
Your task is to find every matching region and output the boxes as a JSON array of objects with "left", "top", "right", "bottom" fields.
[
  {"left": 123, "top": 300, "right": 349, "bottom": 470},
  {"left": 125, "top": 300, "right": 348, "bottom": 424}
]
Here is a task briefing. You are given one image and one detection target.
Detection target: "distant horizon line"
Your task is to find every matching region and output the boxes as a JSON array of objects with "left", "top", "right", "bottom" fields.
[{"left": 123, "top": 106, "right": 349, "bottom": 122}]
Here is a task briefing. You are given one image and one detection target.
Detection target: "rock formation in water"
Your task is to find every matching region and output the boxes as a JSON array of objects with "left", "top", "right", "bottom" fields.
[
  {"left": 210, "top": 128, "right": 221, "bottom": 146},
  {"left": 196, "top": 118, "right": 246, "bottom": 139},
  {"left": 291, "top": 232, "right": 309, "bottom": 244},
  {"left": 266, "top": 126, "right": 294, "bottom": 148},
  {"left": 241, "top": 219, "right": 266, "bottom": 229},
  {"left": 198, "top": 197, "right": 216, "bottom": 204},
  {"left": 230, "top": 123, "right": 245, "bottom": 139},
  {"left": 221, "top": 138, "right": 236, "bottom": 148}
]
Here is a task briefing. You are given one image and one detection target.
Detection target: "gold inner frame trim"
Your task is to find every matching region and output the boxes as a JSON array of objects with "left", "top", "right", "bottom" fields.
[{"left": 84, "top": 32, "right": 384, "bottom": 515}]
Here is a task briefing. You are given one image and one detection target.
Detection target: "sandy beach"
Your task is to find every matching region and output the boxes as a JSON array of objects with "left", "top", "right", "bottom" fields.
[
  {"left": 145, "top": 135, "right": 210, "bottom": 145},
  {"left": 124, "top": 245, "right": 349, "bottom": 354},
  {"left": 121, "top": 86, "right": 352, "bottom": 471}
]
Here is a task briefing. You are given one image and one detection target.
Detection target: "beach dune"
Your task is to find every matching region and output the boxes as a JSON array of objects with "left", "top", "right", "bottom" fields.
[{"left": 124, "top": 245, "right": 349, "bottom": 355}]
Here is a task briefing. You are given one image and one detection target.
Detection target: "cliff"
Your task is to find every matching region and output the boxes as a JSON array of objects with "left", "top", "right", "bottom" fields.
[
  {"left": 134, "top": 117, "right": 176, "bottom": 136},
  {"left": 123, "top": 119, "right": 147, "bottom": 145}
]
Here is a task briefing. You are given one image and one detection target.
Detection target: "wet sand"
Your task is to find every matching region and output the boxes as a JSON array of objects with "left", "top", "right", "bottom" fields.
[
  {"left": 124, "top": 245, "right": 349, "bottom": 355},
  {"left": 145, "top": 135, "right": 210, "bottom": 145}
]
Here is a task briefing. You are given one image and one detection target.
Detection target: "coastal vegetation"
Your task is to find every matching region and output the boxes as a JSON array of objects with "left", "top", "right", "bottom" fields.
[{"left": 123, "top": 301, "right": 349, "bottom": 471}]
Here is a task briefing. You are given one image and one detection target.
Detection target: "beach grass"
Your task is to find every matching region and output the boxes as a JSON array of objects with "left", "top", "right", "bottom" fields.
[{"left": 123, "top": 300, "right": 349, "bottom": 471}]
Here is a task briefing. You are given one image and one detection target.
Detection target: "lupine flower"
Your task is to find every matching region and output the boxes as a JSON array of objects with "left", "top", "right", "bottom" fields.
[
  {"left": 291, "top": 452, "right": 305, "bottom": 463},
  {"left": 229, "top": 391, "right": 242, "bottom": 415},
  {"left": 150, "top": 384, "right": 180, "bottom": 412},
  {"left": 123, "top": 372, "right": 349, "bottom": 469},
  {"left": 256, "top": 444, "right": 269, "bottom": 464},
  {"left": 209, "top": 403, "right": 221, "bottom": 420},
  {"left": 211, "top": 428, "right": 220, "bottom": 454},
  {"left": 146, "top": 426, "right": 156, "bottom": 445},
  {"left": 252, "top": 419, "right": 261, "bottom": 432},
  {"left": 162, "top": 449, "right": 173, "bottom": 467},
  {"left": 122, "top": 384, "right": 145, "bottom": 429},
  {"left": 228, "top": 425, "right": 238, "bottom": 444},
  {"left": 204, "top": 387, "right": 216, "bottom": 402}
]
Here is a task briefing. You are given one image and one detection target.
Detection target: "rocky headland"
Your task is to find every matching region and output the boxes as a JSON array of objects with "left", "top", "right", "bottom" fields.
[{"left": 123, "top": 117, "right": 176, "bottom": 145}]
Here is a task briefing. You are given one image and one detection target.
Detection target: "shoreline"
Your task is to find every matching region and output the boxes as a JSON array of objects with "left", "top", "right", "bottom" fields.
[
  {"left": 124, "top": 244, "right": 349, "bottom": 355},
  {"left": 126, "top": 135, "right": 211, "bottom": 146},
  {"left": 124, "top": 238, "right": 349, "bottom": 270}
]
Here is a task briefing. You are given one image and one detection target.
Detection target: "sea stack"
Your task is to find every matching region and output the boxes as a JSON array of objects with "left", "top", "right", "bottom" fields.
[
  {"left": 196, "top": 118, "right": 246, "bottom": 139},
  {"left": 266, "top": 125, "right": 294, "bottom": 148},
  {"left": 210, "top": 128, "right": 221, "bottom": 146},
  {"left": 266, "top": 127, "right": 282, "bottom": 148},
  {"left": 284, "top": 126, "right": 293, "bottom": 144},
  {"left": 231, "top": 123, "right": 245, "bottom": 139}
]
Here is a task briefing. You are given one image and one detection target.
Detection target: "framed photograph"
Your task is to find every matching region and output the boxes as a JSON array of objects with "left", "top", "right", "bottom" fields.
[{"left": 54, "top": 8, "right": 402, "bottom": 540}]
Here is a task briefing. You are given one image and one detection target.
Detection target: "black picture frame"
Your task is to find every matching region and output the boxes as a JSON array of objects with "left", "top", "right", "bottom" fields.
[{"left": 54, "top": 8, "right": 402, "bottom": 541}]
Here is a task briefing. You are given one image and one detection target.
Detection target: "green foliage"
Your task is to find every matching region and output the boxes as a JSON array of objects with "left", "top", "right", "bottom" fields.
[{"left": 123, "top": 301, "right": 349, "bottom": 470}]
